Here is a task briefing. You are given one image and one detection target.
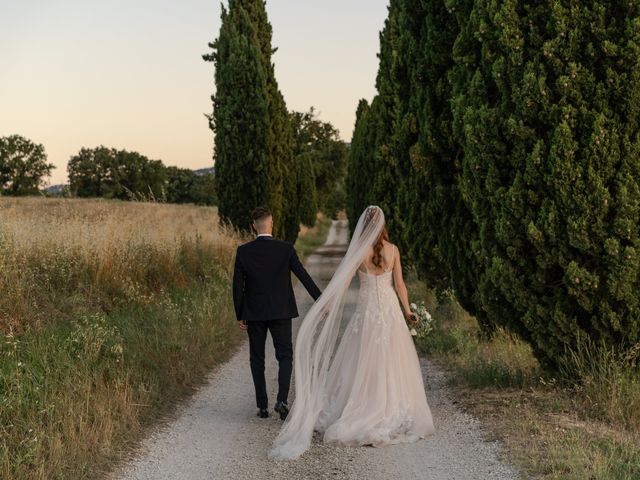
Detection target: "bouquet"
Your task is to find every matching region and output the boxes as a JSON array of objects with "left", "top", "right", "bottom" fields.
[{"left": 407, "top": 301, "right": 434, "bottom": 339}]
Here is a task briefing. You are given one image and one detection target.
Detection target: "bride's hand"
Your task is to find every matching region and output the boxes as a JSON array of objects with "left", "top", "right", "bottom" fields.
[{"left": 405, "top": 311, "right": 419, "bottom": 326}]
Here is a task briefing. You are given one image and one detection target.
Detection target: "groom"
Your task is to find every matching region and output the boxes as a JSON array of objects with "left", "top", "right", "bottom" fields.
[{"left": 233, "top": 206, "right": 322, "bottom": 420}]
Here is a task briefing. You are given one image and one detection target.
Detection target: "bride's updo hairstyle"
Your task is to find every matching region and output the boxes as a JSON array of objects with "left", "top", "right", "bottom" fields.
[{"left": 362, "top": 206, "right": 388, "bottom": 268}]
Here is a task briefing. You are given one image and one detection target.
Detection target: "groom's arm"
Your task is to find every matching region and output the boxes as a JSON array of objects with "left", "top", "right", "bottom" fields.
[
  {"left": 232, "top": 249, "right": 245, "bottom": 321},
  {"left": 290, "top": 245, "right": 322, "bottom": 300}
]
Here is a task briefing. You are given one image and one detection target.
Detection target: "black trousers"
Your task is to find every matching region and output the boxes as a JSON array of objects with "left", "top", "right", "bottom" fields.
[{"left": 246, "top": 318, "right": 293, "bottom": 409}]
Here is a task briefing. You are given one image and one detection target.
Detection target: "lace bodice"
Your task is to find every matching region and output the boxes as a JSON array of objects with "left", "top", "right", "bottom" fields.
[
  {"left": 357, "top": 269, "right": 394, "bottom": 297},
  {"left": 350, "top": 269, "right": 401, "bottom": 344},
  {"left": 356, "top": 246, "right": 396, "bottom": 310}
]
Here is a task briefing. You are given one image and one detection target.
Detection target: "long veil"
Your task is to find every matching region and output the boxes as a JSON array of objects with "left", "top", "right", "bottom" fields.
[{"left": 269, "top": 205, "right": 386, "bottom": 460}]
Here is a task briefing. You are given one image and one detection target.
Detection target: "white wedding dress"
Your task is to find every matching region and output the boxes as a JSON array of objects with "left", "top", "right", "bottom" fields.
[
  {"left": 270, "top": 206, "right": 434, "bottom": 460},
  {"left": 315, "top": 249, "right": 435, "bottom": 447}
]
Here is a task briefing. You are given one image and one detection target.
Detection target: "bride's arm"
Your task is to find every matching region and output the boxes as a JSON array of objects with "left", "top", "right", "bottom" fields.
[{"left": 392, "top": 246, "right": 418, "bottom": 325}]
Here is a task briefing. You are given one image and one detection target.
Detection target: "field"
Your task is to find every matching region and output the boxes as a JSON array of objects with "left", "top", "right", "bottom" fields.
[
  {"left": 0, "top": 198, "right": 244, "bottom": 479},
  {"left": 409, "top": 280, "right": 640, "bottom": 479}
]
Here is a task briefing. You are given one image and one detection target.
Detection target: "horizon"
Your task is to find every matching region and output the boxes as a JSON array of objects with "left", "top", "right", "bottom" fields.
[{"left": 1, "top": 1, "right": 389, "bottom": 185}]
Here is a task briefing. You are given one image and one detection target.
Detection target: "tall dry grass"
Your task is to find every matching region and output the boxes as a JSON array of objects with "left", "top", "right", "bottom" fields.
[
  {"left": 0, "top": 197, "right": 244, "bottom": 479},
  {"left": 0, "top": 197, "right": 240, "bottom": 333},
  {"left": 559, "top": 338, "right": 640, "bottom": 433}
]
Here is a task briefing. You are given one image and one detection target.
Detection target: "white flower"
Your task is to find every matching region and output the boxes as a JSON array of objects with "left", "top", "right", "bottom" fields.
[
  {"left": 410, "top": 302, "right": 417, "bottom": 310},
  {"left": 410, "top": 328, "right": 418, "bottom": 336}
]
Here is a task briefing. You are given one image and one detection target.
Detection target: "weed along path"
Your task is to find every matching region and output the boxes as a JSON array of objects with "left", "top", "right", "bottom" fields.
[{"left": 114, "top": 220, "right": 519, "bottom": 480}]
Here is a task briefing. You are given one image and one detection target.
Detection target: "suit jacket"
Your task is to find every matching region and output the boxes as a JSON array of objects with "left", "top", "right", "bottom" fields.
[{"left": 233, "top": 235, "right": 322, "bottom": 322}]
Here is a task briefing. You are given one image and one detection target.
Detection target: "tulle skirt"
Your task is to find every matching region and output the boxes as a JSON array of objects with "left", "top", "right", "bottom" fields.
[{"left": 315, "top": 296, "right": 435, "bottom": 447}]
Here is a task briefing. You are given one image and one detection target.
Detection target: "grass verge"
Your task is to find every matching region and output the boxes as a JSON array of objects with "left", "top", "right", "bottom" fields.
[
  {"left": 408, "top": 278, "right": 640, "bottom": 479},
  {"left": 0, "top": 198, "right": 243, "bottom": 479},
  {"left": 1, "top": 279, "right": 242, "bottom": 479}
]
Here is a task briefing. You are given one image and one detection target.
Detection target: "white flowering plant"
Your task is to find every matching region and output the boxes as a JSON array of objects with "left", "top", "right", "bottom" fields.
[
  {"left": 407, "top": 301, "right": 434, "bottom": 339},
  {"left": 66, "top": 312, "right": 124, "bottom": 363}
]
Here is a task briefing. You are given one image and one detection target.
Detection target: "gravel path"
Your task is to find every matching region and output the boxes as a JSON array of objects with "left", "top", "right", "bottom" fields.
[{"left": 113, "top": 221, "right": 519, "bottom": 480}]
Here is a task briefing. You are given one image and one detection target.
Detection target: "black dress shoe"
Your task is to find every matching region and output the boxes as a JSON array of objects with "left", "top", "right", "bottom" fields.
[
  {"left": 274, "top": 401, "right": 289, "bottom": 420},
  {"left": 257, "top": 408, "right": 269, "bottom": 418}
]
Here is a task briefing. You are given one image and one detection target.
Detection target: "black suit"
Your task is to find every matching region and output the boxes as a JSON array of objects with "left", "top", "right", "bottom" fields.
[{"left": 233, "top": 235, "right": 321, "bottom": 409}]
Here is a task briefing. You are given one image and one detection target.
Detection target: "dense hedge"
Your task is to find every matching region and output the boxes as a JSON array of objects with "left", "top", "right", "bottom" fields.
[{"left": 347, "top": 0, "right": 640, "bottom": 370}]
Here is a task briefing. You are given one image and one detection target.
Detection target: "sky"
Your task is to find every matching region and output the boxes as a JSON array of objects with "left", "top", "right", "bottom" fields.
[{"left": 0, "top": 0, "right": 390, "bottom": 184}]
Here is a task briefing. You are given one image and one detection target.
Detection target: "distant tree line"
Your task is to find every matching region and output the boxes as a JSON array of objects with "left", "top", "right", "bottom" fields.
[
  {"left": 0, "top": 135, "right": 216, "bottom": 205},
  {"left": 0, "top": 135, "right": 54, "bottom": 195},
  {"left": 1, "top": 111, "right": 347, "bottom": 213},
  {"left": 291, "top": 108, "right": 348, "bottom": 220},
  {"left": 67, "top": 146, "right": 216, "bottom": 205}
]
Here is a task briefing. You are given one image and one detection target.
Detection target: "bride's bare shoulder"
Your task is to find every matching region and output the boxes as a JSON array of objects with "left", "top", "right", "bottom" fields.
[
  {"left": 383, "top": 240, "right": 398, "bottom": 252},
  {"left": 382, "top": 241, "right": 399, "bottom": 266}
]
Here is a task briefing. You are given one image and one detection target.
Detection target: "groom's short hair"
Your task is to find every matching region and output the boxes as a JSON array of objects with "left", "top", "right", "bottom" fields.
[{"left": 251, "top": 206, "right": 272, "bottom": 223}]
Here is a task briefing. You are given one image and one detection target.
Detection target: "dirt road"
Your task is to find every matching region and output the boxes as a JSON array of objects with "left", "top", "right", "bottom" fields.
[{"left": 114, "top": 220, "right": 519, "bottom": 480}]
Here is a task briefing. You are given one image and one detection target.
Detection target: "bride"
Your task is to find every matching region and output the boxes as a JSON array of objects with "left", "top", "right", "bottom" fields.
[{"left": 269, "top": 206, "right": 434, "bottom": 460}]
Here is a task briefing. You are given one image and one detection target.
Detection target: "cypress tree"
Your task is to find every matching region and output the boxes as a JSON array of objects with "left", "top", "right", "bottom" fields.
[
  {"left": 347, "top": 3, "right": 399, "bottom": 235},
  {"left": 204, "top": 2, "right": 269, "bottom": 232},
  {"left": 346, "top": 99, "right": 374, "bottom": 232},
  {"left": 290, "top": 110, "right": 322, "bottom": 227},
  {"left": 455, "top": 1, "right": 640, "bottom": 368},
  {"left": 240, "top": 0, "right": 301, "bottom": 242},
  {"left": 372, "top": 0, "right": 480, "bottom": 327},
  {"left": 296, "top": 151, "right": 318, "bottom": 227},
  {"left": 393, "top": 1, "right": 450, "bottom": 285},
  {"left": 205, "top": 0, "right": 303, "bottom": 240},
  {"left": 445, "top": 0, "right": 489, "bottom": 323},
  {"left": 348, "top": 0, "right": 640, "bottom": 369},
  {"left": 370, "top": 2, "right": 401, "bottom": 236},
  {"left": 394, "top": 0, "right": 486, "bottom": 322}
]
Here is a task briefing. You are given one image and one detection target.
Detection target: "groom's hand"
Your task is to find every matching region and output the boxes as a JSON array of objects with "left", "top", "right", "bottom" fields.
[{"left": 238, "top": 320, "right": 248, "bottom": 331}]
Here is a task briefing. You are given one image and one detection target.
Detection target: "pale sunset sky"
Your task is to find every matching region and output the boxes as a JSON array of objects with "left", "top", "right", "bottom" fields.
[{"left": 0, "top": 1, "right": 389, "bottom": 184}]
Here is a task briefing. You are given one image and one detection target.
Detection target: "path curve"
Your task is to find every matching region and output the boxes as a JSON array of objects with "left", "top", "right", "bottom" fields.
[{"left": 113, "top": 220, "right": 519, "bottom": 480}]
